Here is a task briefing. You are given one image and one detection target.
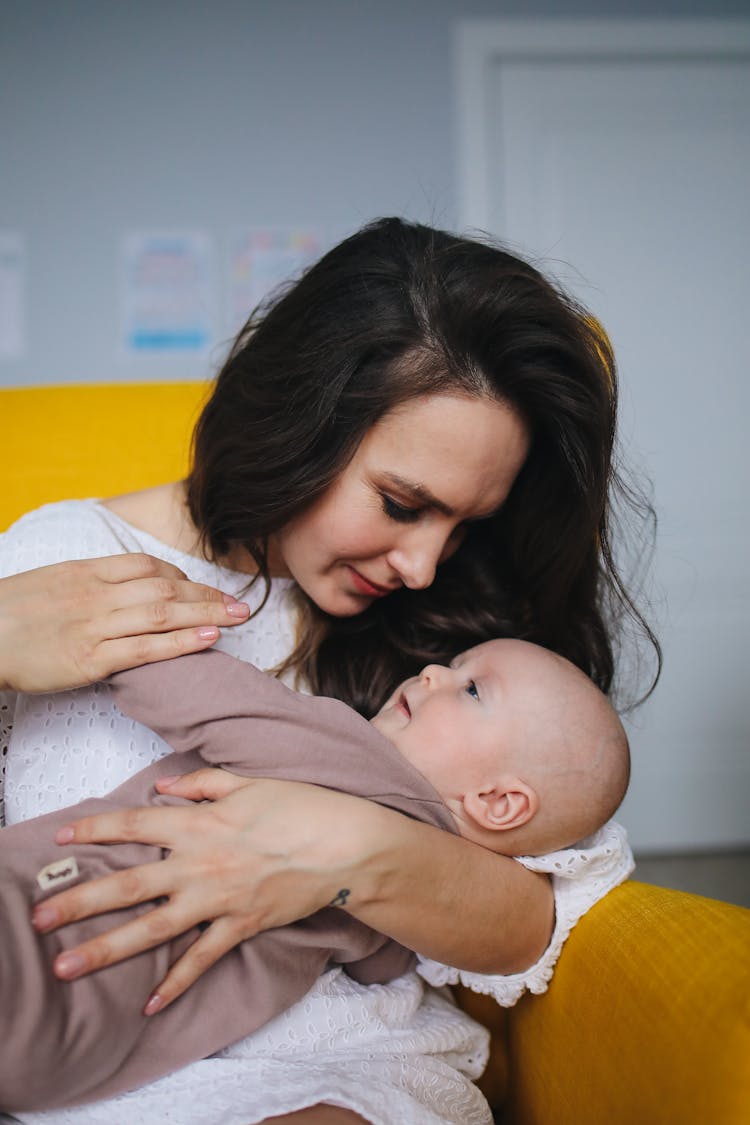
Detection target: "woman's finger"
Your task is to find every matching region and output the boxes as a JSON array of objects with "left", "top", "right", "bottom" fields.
[
  {"left": 31, "top": 856, "right": 181, "bottom": 933},
  {"left": 102, "top": 597, "right": 249, "bottom": 639},
  {"left": 77, "top": 552, "right": 191, "bottom": 585},
  {"left": 155, "top": 767, "right": 256, "bottom": 802},
  {"left": 93, "top": 628, "right": 224, "bottom": 676},
  {"left": 92, "top": 569, "right": 247, "bottom": 614},
  {"left": 56, "top": 803, "right": 199, "bottom": 847},
  {"left": 53, "top": 897, "right": 204, "bottom": 981},
  {"left": 144, "top": 917, "right": 249, "bottom": 1013}
]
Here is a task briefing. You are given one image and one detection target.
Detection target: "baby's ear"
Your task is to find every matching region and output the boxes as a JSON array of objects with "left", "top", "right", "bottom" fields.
[{"left": 463, "top": 777, "right": 538, "bottom": 834}]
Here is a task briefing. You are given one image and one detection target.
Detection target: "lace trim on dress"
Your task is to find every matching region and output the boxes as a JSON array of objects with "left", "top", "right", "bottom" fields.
[{"left": 416, "top": 820, "right": 634, "bottom": 1006}]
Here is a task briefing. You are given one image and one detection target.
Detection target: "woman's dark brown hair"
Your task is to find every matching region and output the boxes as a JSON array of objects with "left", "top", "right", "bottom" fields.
[{"left": 187, "top": 217, "right": 659, "bottom": 715}]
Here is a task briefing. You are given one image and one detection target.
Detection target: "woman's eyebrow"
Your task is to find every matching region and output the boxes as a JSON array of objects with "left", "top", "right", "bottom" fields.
[
  {"left": 380, "top": 473, "right": 454, "bottom": 517},
  {"left": 381, "top": 473, "right": 500, "bottom": 522}
]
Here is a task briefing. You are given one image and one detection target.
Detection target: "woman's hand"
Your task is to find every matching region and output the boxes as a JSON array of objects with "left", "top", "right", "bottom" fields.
[
  {"left": 33, "top": 768, "right": 555, "bottom": 1011},
  {"left": 0, "top": 555, "right": 250, "bottom": 692},
  {"left": 31, "top": 770, "right": 387, "bottom": 1013}
]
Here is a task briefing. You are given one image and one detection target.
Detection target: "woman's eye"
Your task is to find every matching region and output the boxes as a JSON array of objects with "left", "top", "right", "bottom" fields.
[
  {"left": 465, "top": 680, "right": 479, "bottom": 700},
  {"left": 382, "top": 495, "right": 421, "bottom": 524}
]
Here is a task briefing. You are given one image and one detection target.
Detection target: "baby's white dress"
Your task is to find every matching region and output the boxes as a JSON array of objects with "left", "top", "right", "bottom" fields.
[{"left": 0, "top": 501, "right": 634, "bottom": 1125}]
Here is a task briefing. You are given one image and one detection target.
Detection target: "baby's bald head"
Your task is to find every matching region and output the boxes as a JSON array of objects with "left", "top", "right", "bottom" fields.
[
  {"left": 373, "top": 638, "right": 629, "bottom": 857},
  {"left": 485, "top": 640, "right": 630, "bottom": 854}
]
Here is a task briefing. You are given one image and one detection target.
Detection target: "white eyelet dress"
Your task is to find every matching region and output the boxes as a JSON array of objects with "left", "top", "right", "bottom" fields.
[{"left": 0, "top": 501, "right": 634, "bottom": 1125}]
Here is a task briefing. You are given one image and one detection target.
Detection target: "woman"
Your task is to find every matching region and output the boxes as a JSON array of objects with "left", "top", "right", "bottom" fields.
[{"left": 0, "top": 217, "right": 656, "bottom": 1124}]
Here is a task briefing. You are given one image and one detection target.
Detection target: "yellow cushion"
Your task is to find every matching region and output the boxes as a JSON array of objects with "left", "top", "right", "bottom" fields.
[
  {"left": 1, "top": 382, "right": 210, "bottom": 531},
  {"left": 502, "top": 880, "right": 750, "bottom": 1124}
]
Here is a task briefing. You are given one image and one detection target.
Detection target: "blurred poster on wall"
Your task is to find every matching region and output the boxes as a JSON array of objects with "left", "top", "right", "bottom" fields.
[
  {"left": 227, "top": 228, "right": 321, "bottom": 335},
  {"left": 0, "top": 233, "right": 25, "bottom": 362},
  {"left": 120, "top": 232, "right": 215, "bottom": 357}
]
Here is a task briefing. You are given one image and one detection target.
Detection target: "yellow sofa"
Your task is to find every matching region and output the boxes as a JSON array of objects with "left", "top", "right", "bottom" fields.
[{"left": 2, "top": 383, "right": 749, "bottom": 1124}]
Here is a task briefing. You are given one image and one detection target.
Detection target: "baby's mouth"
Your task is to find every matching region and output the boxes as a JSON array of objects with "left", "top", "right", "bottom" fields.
[{"left": 398, "top": 693, "right": 411, "bottom": 719}]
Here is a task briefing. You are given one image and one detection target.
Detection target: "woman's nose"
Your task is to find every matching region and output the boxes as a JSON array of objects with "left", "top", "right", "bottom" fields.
[{"left": 386, "top": 530, "right": 447, "bottom": 590}]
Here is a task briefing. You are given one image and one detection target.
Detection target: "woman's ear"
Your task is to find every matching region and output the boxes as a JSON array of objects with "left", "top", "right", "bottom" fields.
[{"left": 463, "top": 777, "right": 539, "bottom": 834}]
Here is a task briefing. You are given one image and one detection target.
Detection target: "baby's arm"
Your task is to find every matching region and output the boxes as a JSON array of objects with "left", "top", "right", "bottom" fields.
[{"left": 108, "top": 650, "right": 403, "bottom": 796}]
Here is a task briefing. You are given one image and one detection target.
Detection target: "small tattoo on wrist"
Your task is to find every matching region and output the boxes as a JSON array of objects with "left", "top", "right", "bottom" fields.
[{"left": 330, "top": 888, "right": 351, "bottom": 907}]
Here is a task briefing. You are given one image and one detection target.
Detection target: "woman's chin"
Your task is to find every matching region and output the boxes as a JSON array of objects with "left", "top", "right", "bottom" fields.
[
  {"left": 322, "top": 592, "right": 376, "bottom": 617},
  {"left": 295, "top": 567, "right": 394, "bottom": 617},
  {"left": 306, "top": 581, "right": 379, "bottom": 618}
]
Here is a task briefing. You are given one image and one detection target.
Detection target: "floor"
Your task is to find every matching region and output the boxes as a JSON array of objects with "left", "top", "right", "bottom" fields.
[{"left": 632, "top": 848, "right": 750, "bottom": 909}]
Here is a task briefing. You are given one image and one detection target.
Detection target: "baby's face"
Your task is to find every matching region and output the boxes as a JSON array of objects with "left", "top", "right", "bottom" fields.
[{"left": 371, "top": 640, "right": 514, "bottom": 797}]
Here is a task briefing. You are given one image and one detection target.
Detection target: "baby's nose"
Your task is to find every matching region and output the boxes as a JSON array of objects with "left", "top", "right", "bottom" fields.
[{"left": 419, "top": 663, "right": 450, "bottom": 688}]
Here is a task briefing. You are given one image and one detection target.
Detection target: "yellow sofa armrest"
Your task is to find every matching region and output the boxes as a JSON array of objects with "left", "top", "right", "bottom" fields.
[
  {"left": 496, "top": 880, "right": 750, "bottom": 1124},
  {"left": 1, "top": 382, "right": 210, "bottom": 532}
]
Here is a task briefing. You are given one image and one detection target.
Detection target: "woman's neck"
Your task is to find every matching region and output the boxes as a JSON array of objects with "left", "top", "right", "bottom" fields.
[
  {"left": 100, "top": 482, "right": 252, "bottom": 576},
  {"left": 102, "top": 482, "right": 200, "bottom": 555},
  {"left": 103, "top": 482, "right": 288, "bottom": 577}
]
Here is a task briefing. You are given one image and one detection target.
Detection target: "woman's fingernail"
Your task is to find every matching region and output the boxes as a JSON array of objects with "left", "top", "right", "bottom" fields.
[
  {"left": 32, "top": 905, "right": 57, "bottom": 930},
  {"left": 55, "top": 826, "right": 75, "bottom": 844},
  {"left": 157, "top": 775, "right": 180, "bottom": 788},
  {"left": 197, "top": 626, "right": 220, "bottom": 640},
  {"left": 143, "top": 992, "right": 164, "bottom": 1016},
  {"left": 55, "top": 952, "right": 86, "bottom": 979},
  {"left": 225, "top": 601, "right": 249, "bottom": 618}
]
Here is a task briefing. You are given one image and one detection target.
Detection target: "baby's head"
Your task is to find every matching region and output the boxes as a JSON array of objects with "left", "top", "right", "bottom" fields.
[{"left": 371, "top": 638, "right": 629, "bottom": 856}]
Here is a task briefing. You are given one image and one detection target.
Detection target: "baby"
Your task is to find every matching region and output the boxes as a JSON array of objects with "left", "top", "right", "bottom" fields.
[
  {"left": 372, "top": 638, "right": 629, "bottom": 858},
  {"left": 0, "top": 639, "right": 628, "bottom": 1113}
]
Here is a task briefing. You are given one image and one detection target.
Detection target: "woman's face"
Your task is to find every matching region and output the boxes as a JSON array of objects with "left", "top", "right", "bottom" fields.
[{"left": 271, "top": 393, "right": 530, "bottom": 617}]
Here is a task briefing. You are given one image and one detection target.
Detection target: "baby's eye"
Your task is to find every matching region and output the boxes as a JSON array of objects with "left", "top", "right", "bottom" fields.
[
  {"left": 381, "top": 495, "right": 421, "bottom": 524},
  {"left": 464, "top": 679, "right": 479, "bottom": 700}
]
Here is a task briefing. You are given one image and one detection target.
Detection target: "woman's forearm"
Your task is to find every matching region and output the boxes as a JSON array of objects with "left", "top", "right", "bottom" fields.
[
  {"left": 32, "top": 772, "right": 555, "bottom": 1009},
  {"left": 346, "top": 804, "right": 555, "bottom": 975}
]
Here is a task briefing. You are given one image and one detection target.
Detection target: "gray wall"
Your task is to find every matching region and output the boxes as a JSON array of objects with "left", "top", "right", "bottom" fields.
[
  {"left": 3, "top": 2, "right": 748, "bottom": 855},
  {"left": 2, "top": 0, "right": 746, "bottom": 386}
]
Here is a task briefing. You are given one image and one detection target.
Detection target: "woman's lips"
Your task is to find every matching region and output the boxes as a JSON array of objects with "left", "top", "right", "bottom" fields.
[{"left": 347, "top": 567, "right": 394, "bottom": 597}]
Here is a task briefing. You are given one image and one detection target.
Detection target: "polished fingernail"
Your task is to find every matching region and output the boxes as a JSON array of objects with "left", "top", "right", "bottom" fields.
[
  {"left": 143, "top": 992, "right": 164, "bottom": 1016},
  {"left": 156, "top": 775, "right": 180, "bottom": 788},
  {"left": 55, "top": 826, "right": 75, "bottom": 844},
  {"left": 55, "top": 952, "right": 86, "bottom": 978},
  {"left": 197, "top": 626, "right": 220, "bottom": 640},
  {"left": 32, "top": 905, "right": 57, "bottom": 930},
  {"left": 225, "top": 601, "right": 250, "bottom": 617}
]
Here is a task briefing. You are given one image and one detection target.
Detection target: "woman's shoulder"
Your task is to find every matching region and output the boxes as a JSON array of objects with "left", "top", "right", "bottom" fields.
[
  {"left": 0, "top": 499, "right": 135, "bottom": 576},
  {"left": 5, "top": 498, "right": 105, "bottom": 536}
]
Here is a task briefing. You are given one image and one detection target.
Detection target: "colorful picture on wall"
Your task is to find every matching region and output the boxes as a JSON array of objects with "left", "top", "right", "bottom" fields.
[
  {"left": 120, "top": 232, "right": 215, "bottom": 356},
  {"left": 227, "top": 228, "right": 321, "bottom": 336}
]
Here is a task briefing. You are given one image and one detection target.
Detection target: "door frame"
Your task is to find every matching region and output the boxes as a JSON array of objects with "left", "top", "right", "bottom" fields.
[{"left": 455, "top": 18, "right": 750, "bottom": 233}]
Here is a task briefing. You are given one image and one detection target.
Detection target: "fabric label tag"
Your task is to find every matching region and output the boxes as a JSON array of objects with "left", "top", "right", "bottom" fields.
[{"left": 36, "top": 857, "right": 80, "bottom": 890}]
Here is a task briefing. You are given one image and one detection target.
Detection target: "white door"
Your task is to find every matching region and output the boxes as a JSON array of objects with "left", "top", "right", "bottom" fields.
[{"left": 457, "top": 20, "right": 750, "bottom": 851}]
